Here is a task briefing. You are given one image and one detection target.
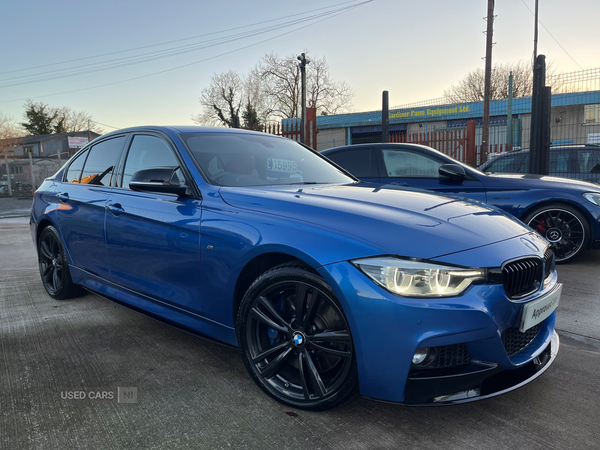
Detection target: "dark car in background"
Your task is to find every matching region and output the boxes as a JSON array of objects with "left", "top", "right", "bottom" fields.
[
  {"left": 478, "top": 144, "right": 600, "bottom": 184},
  {"left": 322, "top": 143, "right": 600, "bottom": 263}
]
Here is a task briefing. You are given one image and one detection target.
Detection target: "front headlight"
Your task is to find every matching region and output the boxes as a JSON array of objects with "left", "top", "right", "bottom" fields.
[
  {"left": 583, "top": 192, "right": 600, "bottom": 207},
  {"left": 351, "top": 257, "right": 486, "bottom": 298}
]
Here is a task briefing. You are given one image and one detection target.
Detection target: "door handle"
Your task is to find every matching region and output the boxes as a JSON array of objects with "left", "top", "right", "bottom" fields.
[
  {"left": 58, "top": 192, "right": 69, "bottom": 202},
  {"left": 106, "top": 203, "right": 125, "bottom": 216},
  {"left": 390, "top": 182, "right": 409, "bottom": 186}
]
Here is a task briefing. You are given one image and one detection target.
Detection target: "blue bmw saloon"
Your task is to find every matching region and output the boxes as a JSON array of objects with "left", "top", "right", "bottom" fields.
[
  {"left": 322, "top": 143, "right": 600, "bottom": 263},
  {"left": 32, "top": 127, "right": 560, "bottom": 410}
]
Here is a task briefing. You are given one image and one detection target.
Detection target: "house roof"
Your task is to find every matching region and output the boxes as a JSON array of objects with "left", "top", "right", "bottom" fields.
[{"left": 18, "top": 131, "right": 101, "bottom": 145}]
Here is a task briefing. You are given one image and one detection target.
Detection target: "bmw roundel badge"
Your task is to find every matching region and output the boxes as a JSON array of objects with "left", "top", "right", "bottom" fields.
[{"left": 293, "top": 333, "right": 304, "bottom": 346}]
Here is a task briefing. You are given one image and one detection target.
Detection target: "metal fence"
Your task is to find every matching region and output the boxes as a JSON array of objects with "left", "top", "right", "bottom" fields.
[
  {"left": 3, "top": 68, "right": 599, "bottom": 196},
  {"left": 315, "top": 67, "right": 600, "bottom": 181},
  {"left": 1, "top": 154, "right": 64, "bottom": 197}
]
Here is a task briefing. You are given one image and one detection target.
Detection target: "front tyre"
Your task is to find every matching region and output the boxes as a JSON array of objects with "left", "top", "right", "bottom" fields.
[
  {"left": 236, "top": 263, "right": 358, "bottom": 410},
  {"left": 522, "top": 203, "right": 590, "bottom": 263},
  {"left": 38, "top": 226, "right": 84, "bottom": 299}
]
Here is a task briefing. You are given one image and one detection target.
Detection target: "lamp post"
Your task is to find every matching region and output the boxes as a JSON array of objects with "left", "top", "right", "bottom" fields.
[{"left": 297, "top": 53, "right": 310, "bottom": 145}]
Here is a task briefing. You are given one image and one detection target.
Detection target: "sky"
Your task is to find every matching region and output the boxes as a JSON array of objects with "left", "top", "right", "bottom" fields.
[{"left": 1, "top": 0, "right": 598, "bottom": 132}]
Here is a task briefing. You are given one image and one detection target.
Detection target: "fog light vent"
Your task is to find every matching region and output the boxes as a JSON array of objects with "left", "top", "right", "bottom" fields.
[{"left": 430, "top": 343, "right": 472, "bottom": 368}]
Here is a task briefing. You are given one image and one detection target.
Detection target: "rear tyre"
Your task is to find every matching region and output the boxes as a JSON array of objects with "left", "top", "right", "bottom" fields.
[
  {"left": 38, "top": 226, "right": 85, "bottom": 299},
  {"left": 236, "top": 263, "right": 358, "bottom": 410},
  {"left": 521, "top": 203, "right": 590, "bottom": 263}
]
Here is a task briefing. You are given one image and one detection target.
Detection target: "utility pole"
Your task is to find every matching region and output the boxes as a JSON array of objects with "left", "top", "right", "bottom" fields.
[
  {"left": 481, "top": 0, "right": 495, "bottom": 164},
  {"left": 297, "top": 53, "right": 309, "bottom": 145}
]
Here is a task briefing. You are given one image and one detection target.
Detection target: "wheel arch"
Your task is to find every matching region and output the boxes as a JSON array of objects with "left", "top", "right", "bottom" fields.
[
  {"left": 232, "top": 252, "right": 310, "bottom": 324},
  {"left": 36, "top": 218, "right": 56, "bottom": 246}
]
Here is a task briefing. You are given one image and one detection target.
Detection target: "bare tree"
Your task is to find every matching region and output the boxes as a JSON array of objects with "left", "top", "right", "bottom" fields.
[
  {"left": 55, "top": 107, "right": 103, "bottom": 133},
  {"left": 307, "top": 56, "right": 354, "bottom": 116},
  {"left": 0, "top": 114, "right": 23, "bottom": 183},
  {"left": 193, "top": 71, "right": 244, "bottom": 127},
  {"left": 194, "top": 53, "right": 354, "bottom": 125},
  {"left": 0, "top": 113, "right": 23, "bottom": 142},
  {"left": 444, "top": 60, "right": 563, "bottom": 103},
  {"left": 259, "top": 53, "right": 302, "bottom": 119},
  {"left": 193, "top": 69, "right": 271, "bottom": 128},
  {"left": 259, "top": 52, "right": 354, "bottom": 119}
]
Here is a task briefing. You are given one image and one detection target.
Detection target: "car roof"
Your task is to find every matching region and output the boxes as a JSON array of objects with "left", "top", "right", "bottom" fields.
[
  {"left": 321, "top": 143, "right": 436, "bottom": 154},
  {"left": 99, "top": 125, "right": 284, "bottom": 139}
]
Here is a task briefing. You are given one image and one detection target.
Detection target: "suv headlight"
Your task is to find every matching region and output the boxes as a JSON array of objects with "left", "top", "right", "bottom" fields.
[
  {"left": 351, "top": 257, "right": 486, "bottom": 298},
  {"left": 583, "top": 192, "right": 600, "bottom": 207}
]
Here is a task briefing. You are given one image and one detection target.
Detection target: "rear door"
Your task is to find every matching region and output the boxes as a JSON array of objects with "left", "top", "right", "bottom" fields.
[
  {"left": 55, "top": 135, "right": 127, "bottom": 279},
  {"left": 105, "top": 133, "right": 203, "bottom": 313},
  {"left": 375, "top": 146, "right": 488, "bottom": 202}
]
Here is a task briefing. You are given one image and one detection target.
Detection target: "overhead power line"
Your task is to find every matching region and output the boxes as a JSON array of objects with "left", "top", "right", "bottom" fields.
[
  {"left": 519, "top": 0, "right": 583, "bottom": 70},
  {"left": 0, "top": 0, "right": 362, "bottom": 78},
  {"left": 0, "top": 9, "right": 349, "bottom": 89},
  {"left": 0, "top": 1, "right": 372, "bottom": 104},
  {"left": 0, "top": 1, "right": 372, "bottom": 89}
]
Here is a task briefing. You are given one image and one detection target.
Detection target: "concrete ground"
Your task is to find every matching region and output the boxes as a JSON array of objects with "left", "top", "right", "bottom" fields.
[
  {"left": 0, "top": 196, "right": 33, "bottom": 218},
  {"left": 1, "top": 214, "right": 599, "bottom": 450}
]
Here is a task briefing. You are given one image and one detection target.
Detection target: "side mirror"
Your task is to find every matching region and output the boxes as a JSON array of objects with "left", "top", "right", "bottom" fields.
[
  {"left": 129, "top": 167, "right": 188, "bottom": 196},
  {"left": 439, "top": 164, "right": 466, "bottom": 181}
]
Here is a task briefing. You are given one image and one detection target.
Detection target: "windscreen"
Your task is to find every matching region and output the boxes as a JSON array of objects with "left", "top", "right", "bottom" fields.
[{"left": 180, "top": 132, "right": 355, "bottom": 187}]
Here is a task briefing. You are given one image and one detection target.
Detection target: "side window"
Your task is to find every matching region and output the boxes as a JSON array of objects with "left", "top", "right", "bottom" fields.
[
  {"left": 326, "top": 149, "right": 376, "bottom": 178},
  {"left": 549, "top": 151, "right": 569, "bottom": 173},
  {"left": 121, "top": 135, "right": 180, "bottom": 189},
  {"left": 381, "top": 149, "right": 442, "bottom": 178},
  {"left": 486, "top": 154, "right": 523, "bottom": 173},
  {"left": 578, "top": 150, "right": 600, "bottom": 174},
  {"left": 64, "top": 149, "right": 89, "bottom": 183},
  {"left": 79, "top": 137, "right": 126, "bottom": 186}
]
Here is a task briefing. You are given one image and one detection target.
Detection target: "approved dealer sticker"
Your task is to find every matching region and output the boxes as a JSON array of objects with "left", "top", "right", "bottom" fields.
[{"left": 519, "top": 283, "right": 562, "bottom": 332}]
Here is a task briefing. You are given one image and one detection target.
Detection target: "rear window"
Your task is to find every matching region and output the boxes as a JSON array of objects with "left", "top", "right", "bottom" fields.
[
  {"left": 578, "top": 150, "right": 600, "bottom": 174},
  {"left": 78, "top": 137, "right": 126, "bottom": 186},
  {"left": 64, "top": 150, "right": 88, "bottom": 183}
]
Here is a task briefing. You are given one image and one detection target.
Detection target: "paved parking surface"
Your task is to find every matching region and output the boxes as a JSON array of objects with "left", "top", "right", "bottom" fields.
[
  {"left": 1, "top": 216, "right": 599, "bottom": 450},
  {"left": 0, "top": 196, "right": 32, "bottom": 219}
]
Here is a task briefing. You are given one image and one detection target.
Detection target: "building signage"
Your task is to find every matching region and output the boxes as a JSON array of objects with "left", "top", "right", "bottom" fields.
[
  {"left": 390, "top": 105, "right": 470, "bottom": 120},
  {"left": 68, "top": 137, "right": 89, "bottom": 148},
  {"left": 588, "top": 133, "right": 600, "bottom": 144}
]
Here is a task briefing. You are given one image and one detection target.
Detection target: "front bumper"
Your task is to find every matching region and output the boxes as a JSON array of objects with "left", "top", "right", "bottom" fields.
[
  {"left": 402, "top": 331, "right": 558, "bottom": 405},
  {"left": 318, "top": 260, "right": 559, "bottom": 404}
]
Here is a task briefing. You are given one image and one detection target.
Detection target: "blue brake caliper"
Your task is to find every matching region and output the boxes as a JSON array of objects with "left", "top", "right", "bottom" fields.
[{"left": 268, "top": 295, "right": 285, "bottom": 346}]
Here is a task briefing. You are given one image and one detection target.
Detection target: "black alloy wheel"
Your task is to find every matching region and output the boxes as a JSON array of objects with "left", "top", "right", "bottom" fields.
[
  {"left": 522, "top": 203, "right": 590, "bottom": 263},
  {"left": 38, "top": 226, "right": 84, "bottom": 299},
  {"left": 237, "top": 263, "right": 358, "bottom": 410}
]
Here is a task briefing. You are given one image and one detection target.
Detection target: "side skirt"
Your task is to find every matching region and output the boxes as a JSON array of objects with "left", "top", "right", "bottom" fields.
[{"left": 70, "top": 266, "right": 238, "bottom": 348}]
